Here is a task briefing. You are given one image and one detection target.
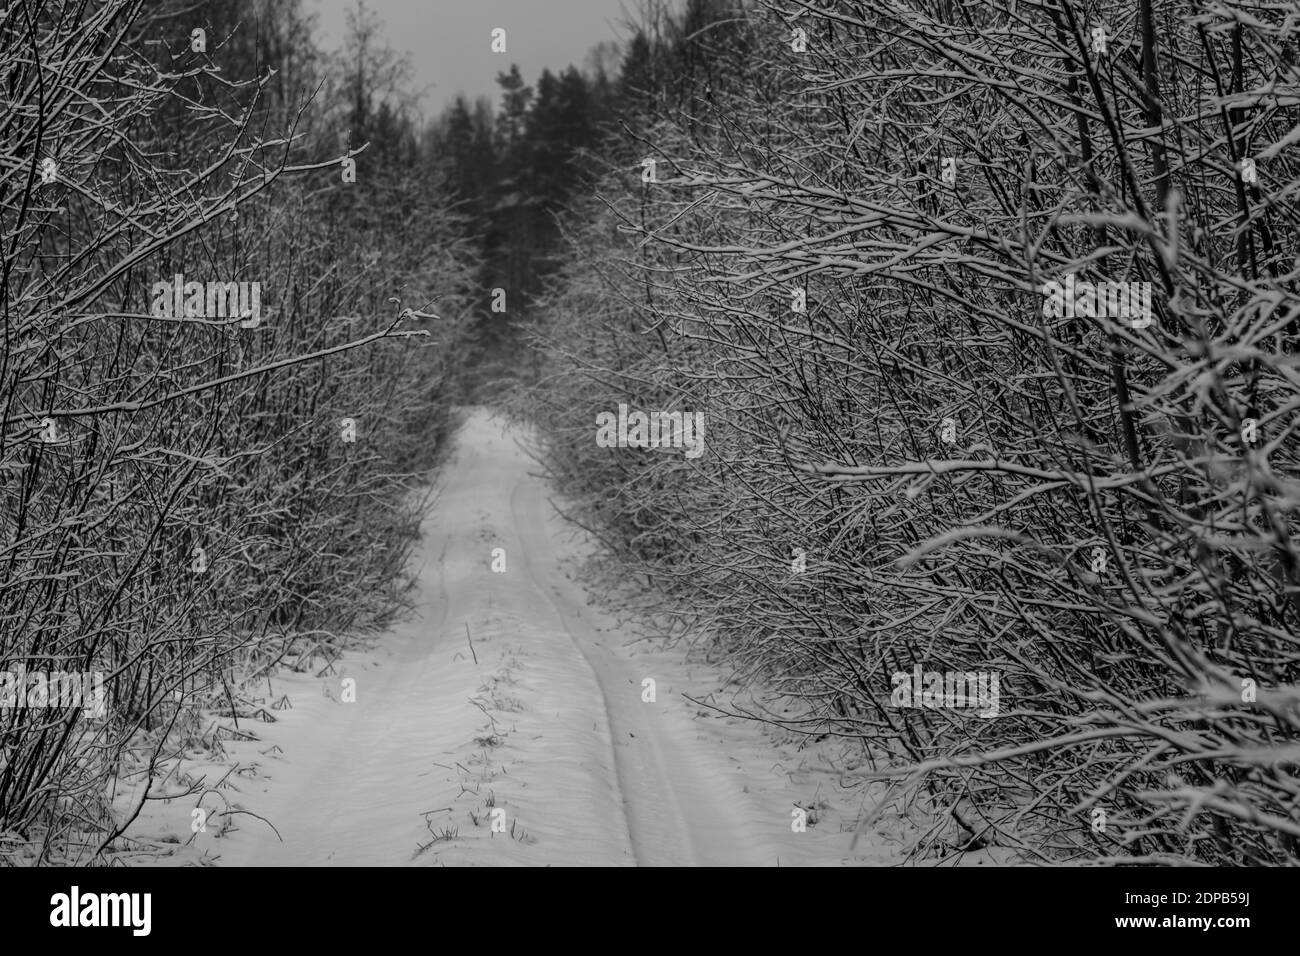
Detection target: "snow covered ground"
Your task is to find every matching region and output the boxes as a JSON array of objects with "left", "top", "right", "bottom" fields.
[{"left": 124, "top": 409, "right": 906, "bottom": 866}]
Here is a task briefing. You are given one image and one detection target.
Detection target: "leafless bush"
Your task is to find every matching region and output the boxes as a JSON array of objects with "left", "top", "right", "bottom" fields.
[
  {"left": 0, "top": 0, "right": 472, "bottom": 862},
  {"left": 523, "top": 0, "right": 1300, "bottom": 864}
]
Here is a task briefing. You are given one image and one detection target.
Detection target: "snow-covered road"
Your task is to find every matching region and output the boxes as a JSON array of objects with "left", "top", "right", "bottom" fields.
[{"left": 191, "top": 410, "right": 884, "bottom": 866}]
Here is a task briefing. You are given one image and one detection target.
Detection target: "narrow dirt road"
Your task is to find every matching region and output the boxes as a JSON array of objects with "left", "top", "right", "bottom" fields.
[{"left": 199, "top": 410, "right": 881, "bottom": 866}]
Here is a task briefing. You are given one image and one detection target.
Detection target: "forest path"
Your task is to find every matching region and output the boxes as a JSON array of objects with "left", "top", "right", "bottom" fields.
[{"left": 205, "top": 409, "right": 876, "bottom": 866}]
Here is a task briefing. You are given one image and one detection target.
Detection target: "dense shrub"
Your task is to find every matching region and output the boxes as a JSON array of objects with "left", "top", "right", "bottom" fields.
[
  {"left": 522, "top": 0, "right": 1300, "bottom": 864},
  {"left": 0, "top": 0, "right": 473, "bottom": 862}
]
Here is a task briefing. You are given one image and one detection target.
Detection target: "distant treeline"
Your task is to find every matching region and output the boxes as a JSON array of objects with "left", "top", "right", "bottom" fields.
[{"left": 425, "top": 0, "right": 747, "bottom": 391}]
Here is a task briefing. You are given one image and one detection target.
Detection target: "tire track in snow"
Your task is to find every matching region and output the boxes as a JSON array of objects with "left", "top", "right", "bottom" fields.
[{"left": 508, "top": 470, "right": 767, "bottom": 866}]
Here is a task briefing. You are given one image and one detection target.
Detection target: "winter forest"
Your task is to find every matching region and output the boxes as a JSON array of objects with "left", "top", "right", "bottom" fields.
[{"left": 2, "top": 0, "right": 1300, "bottom": 878}]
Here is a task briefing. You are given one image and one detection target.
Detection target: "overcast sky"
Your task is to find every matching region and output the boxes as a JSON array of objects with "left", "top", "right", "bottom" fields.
[{"left": 309, "top": 0, "right": 636, "bottom": 116}]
